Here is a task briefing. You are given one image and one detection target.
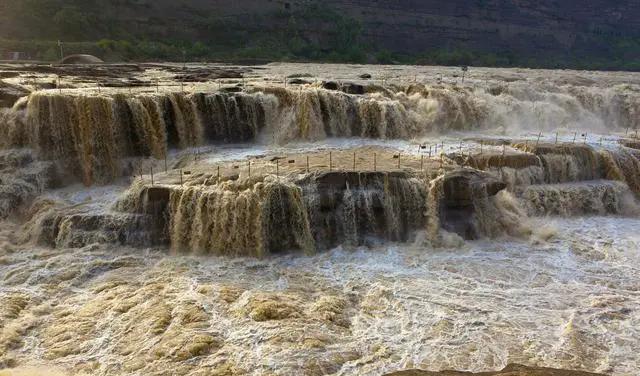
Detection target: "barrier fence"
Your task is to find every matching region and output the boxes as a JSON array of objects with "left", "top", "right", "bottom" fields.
[{"left": 131, "top": 130, "right": 630, "bottom": 186}]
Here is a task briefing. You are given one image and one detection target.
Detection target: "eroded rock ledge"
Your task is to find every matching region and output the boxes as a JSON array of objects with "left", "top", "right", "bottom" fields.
[{"left": 386, "top": 363, "right": 605, "bottom": 375}]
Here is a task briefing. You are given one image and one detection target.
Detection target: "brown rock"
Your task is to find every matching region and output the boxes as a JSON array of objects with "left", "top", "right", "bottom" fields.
[
  {"left": 385, "top": 363, "right": 605, "bottom": 376},
  {"left": 0, "top": 81, "right": 29, "bottom": 108}
]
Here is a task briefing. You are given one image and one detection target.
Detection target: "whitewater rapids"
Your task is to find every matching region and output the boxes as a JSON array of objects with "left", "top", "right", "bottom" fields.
[
  {"left": 1, "top": 216, "right": 639, "bottom": 375},
  {"left": 1, "top": 63, "right": 640, "bottom": 375}
]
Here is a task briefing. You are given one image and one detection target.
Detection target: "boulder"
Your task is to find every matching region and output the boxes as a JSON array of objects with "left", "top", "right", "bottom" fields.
[
  {"left": 0, "top": 81, "right": 29, "bottom": 108},
  {"left": 322, "top": 81, "right": 340, "bottom": 90},
  {"left": 342, "top": 82, "right": 365, "bottom": 95},
  {"left": 321, "top": 81, "right": 365, "bottom": 95}
]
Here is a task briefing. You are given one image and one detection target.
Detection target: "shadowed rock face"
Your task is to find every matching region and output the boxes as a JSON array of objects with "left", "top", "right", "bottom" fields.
[
  {"left": 22, "top": 167, "right": 523, "bottom": 253},
  {"left": 385, "top": 363, "right": 605, "bottom": 375},
  {"left": 300, "top": 171, "right": 428, "bottom": 249},
  {"left": 120, "top": 171, "right": 431, "bottom": 254},
  {"left": 5, "top": 1, "right": 636, "bottom": 65},
  {"left": 0, "top": 149, "right": 57, "bottom": 219},
  {"left": 0, "top": 82, "right": 29, "bottom": 108},
  {"left": 619, "top": 138, "right": 640, "bottom": 150},
  {"left": 440, "top": 169, "right": 507, "bottom": 240}
]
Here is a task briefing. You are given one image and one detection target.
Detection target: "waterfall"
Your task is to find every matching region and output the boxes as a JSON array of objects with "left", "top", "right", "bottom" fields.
[
  {"left": 0, "top": 81, "right": 637, "bottom": 186},
  {"left": 519, "top": 181, "right": 638, "bottom": 216},
  {"left": 165, "top": 178, "right": 314, "bottom": 257},
  {"left": 300, "top": 172, "right": 428, "bottom": 249}
]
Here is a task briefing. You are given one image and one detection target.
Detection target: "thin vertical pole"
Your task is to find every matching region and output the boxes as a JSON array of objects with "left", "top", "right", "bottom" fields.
[
  {"left": 572, "top": 132, "right": 577, "bottom": 143},
  {"left": 420, "top": 154, "right": 424, "bottom": 171},
  {"left": 536, "top": 131, "right": 542, "bottom": 147},
  {"left": 58, "top": 40, "right": 64, "bottom": 60},
  {"left": 353, "top": 152, "right": 356, "bottom": 170},
  {"left": 276, "top": 159, "right": 279, "bottom": 177},
  {"left": 480, "top": 140, "right": 483, "bottom": 155},
  {"left": 180, "top": 169, "right": 183, "bottom": 185},
  {"left": 555, "top": 132, "right": 558, "bottom": 144},
  {"left": 329, "top": 152, "right": 332, "bottom": 171},
  {"left": 150, "top": 167, "right": 154, "bottom": 185},
  {"left": 248, "top": 160, "right": 251, "bottom": 178},
  {"left": 306, "top": 155, "right": 310, "bottom": 173},
  {"left": 217, "top": 165, "right": 220, "bottom": 182},
  {"left": 397, "top": 153, "right": 401, "bottom": 169},
  {"left": 373, "top": 153, "right": 377, "bottom": 172},
  {"left": 429, "top": 145, "right": 432, "bottom": 158}
]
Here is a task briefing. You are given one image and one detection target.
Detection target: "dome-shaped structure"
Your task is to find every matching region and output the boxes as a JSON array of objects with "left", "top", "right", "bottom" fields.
[{"left": 59, "top": 54, "right": 104, "bottom": 64}]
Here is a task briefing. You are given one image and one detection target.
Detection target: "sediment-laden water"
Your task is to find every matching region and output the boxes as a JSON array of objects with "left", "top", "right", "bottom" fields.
[{"left": 1, "top": 63, "right": 640, "bottom": 375}]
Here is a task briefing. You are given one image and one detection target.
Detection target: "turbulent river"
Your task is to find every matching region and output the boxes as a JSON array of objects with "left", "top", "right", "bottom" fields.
[
  {"left": 1, "top": 63, "right": 640, "bottom": 375},
  {"left": 2, "top": 216, "right": 640, "bottom": 375}
]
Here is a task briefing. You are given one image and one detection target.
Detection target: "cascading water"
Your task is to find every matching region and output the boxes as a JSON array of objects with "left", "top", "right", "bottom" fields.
[
  {"left": 518, "top": 181, "right": 638, "bottom": 217},
  {"left": 2, "top": 77, "right": 637, "bottom": 186},
  {"left": 601, "top": 147, "right": 640, "bottom": 197},
  {"left": 167, "top": 178, "right": 314, "bottom": 257},
  {"left": 3, "top": 64, "right": 640, "bottom": 376},
  {"left": 300, "top": 172, "right": 428, "bottom": 249}
]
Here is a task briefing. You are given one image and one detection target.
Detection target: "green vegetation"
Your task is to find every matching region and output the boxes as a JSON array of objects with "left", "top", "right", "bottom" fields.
[{"left": 0, "top": 1, "right": 638, "bottom": 71}]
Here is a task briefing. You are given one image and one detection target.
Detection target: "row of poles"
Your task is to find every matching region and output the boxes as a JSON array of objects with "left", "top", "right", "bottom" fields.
[
  {"left": 138, "top": 149, "right": 451, "bottom": 186},
  {"left": 27, "top": 75, "right": 640, "bottom": 144},
  {"left": 136, "top": 127, "right": 627, "bottom": 186}
]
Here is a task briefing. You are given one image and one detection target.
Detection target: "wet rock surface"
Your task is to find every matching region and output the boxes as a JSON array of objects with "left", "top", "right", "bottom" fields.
[
  {"left": 0, "top": 150, "right": 57, "bottom": 219},
  {"left": 300, "top": 171, "right": 428, "bottom": 248},
  {"left": 322, "top": 80, "right": 365, "bottom": 95},
  {"left": 440, "top": 169, "right": 507, "bottom": 240},
  {"left": 0, "top": 82, "right": 29, "bottom": 108},
  {"left": 386, "top": 364, "right": 605, "bottom": 375},
  {"left": 0, "top": 63, "right": 639, "bottom": 375}
]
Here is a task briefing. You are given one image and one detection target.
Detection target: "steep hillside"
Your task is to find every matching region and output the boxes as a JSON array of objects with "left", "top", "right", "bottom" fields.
[{"left": 1, "top": 0, "right": 639, "bottom": 69}]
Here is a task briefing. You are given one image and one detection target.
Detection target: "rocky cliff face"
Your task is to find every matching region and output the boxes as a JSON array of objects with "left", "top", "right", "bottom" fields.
[
  {"left": 323, "top": 0, "right": 640, "bottom": 56},
  {"left": 2, "top": 0, "right": 639, "bottom": 66},
  {"left": 122, "top": 0, "right": 640, "bottom": 59}
]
